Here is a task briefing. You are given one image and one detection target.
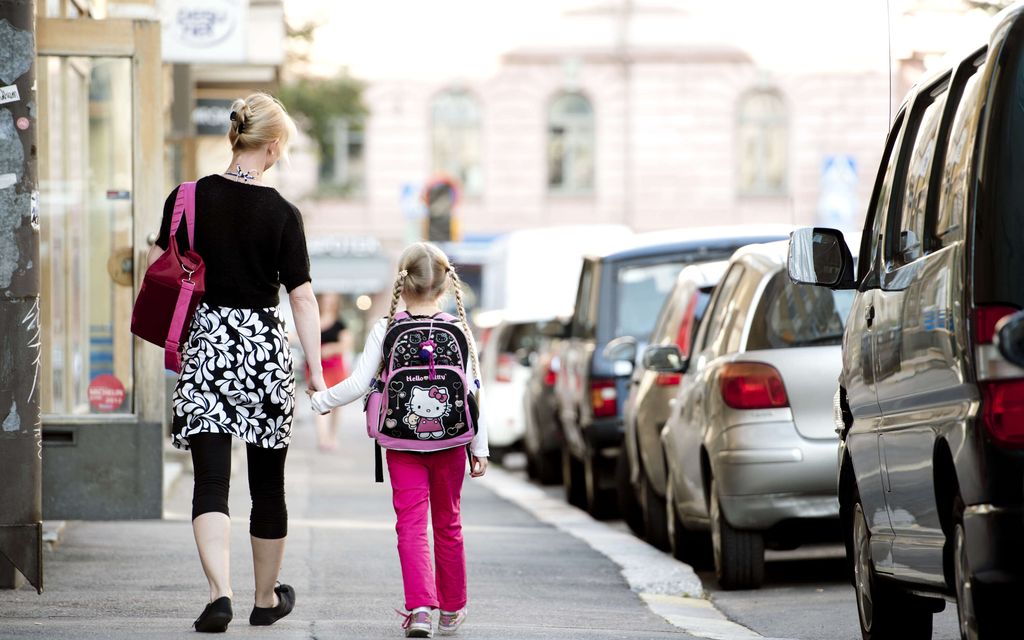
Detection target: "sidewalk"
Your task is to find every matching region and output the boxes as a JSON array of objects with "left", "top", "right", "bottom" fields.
[{"left": 0, "top": 406, "right": 694, "bottom": 639}]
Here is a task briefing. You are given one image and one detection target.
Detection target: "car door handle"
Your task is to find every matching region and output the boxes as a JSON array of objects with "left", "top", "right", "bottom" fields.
[{"left": 865, "top": 305, "right": 875, "bottom": 327}]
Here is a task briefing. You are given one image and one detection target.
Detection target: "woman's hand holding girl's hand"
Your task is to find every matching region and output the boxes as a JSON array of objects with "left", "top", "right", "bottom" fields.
[
  {"left": 307, "top": 370, "right": 330, "bottom": 415},
  {"left": 471, "top": 456, "right": 488, "bottom": 478}
]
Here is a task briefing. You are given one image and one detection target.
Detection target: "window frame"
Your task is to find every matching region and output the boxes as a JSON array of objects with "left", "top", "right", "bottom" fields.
[
  {"left": 429, "top": 87, "right": 483, "bottom": 197},
  {"left": 928, "top": 50, "right": 987, "bottom": 251},
  {"left": 547, "top": 91, "right": 596, "bottom": 196},
  {"left": 736, "top": 88, "right": 789, "bottom": 198},
  {"left": 697, "top": 264, "right": 745, "bottom": 355}
]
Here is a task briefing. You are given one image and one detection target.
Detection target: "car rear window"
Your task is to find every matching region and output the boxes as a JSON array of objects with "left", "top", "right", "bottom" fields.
[
  {"left": 615, "top": 262, "right": 685, "bottom": 339},
  {"left": 500, "top": 322, "right": 542, "bottom": 355},
  {"left": 747, "top": 272, "right": 855, "bottom": 350},
  {"left": 975, "top": 27, "right": 1024, "bottom": 310}
]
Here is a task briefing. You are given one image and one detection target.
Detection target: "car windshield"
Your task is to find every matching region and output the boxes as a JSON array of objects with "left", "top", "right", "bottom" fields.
[
  {"left": 615, "top": 262, "right": 685, "bottom": 339},
  {"left": 747, "top": 271, "right": 855, "bottom": 349},
  {"left": 500, "top": 322, "right": 542, "bottom": 355}
]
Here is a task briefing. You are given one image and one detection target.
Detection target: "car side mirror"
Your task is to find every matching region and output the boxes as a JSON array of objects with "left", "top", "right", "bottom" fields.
[
  {"left": 996, "top": 310, "right": 1024, "bottom": 368},
  {"left": 540, "top": 318, "right": 570, "bottom": 338},
  {"left": 603, "top": 336, "right": 638, "bottom": 363},
  {"left": 788, "top": 227, "right": 856, "bottom": 289},
  {"left": 516, "top": 348, "right": 534, "bottom": 368},
  {"left": 642, "top": 345, "right": 687, "bottom": 373}
]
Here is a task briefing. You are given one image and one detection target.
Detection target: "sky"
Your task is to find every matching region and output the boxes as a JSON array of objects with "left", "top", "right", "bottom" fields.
[{"left": 282, "top": 0, "right": 995, "bottom": 81}]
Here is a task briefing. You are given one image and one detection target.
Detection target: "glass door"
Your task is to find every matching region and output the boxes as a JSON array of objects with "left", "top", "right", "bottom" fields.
[{"left": 36, "top": 18, "right": 164, "bottom": 421}]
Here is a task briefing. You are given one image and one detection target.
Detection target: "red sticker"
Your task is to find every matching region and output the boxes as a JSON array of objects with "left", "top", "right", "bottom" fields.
[
  {"left": 15, "top": 117, "right": 29, "bottom": 130},
  {"left": 88, "top": 374, "right": 126, "bottom": 412}
]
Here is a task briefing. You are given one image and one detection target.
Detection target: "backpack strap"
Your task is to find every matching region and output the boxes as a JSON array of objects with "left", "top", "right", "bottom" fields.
[{"left": 374, "top": 441, "right": 384, "bottom": 483}]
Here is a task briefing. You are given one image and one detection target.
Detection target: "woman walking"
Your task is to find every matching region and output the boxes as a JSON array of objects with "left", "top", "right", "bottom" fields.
[
  {"left": 312, "top": 292, "right": 349, "bottom": 451},
  {"left": 149, "top": 93, "right": 325, "bottom": 633}
]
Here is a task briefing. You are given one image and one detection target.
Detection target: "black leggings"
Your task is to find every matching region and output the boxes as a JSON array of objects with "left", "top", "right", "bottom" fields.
[{"left": 189, "top": 433, "right": 289, "bottom": 539}]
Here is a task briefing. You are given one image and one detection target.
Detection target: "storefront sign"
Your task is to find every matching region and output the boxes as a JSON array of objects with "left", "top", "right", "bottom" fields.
[
  {"left": 0, "top": 84, "right": 19, "bottom": 104},
  {"left": 88, "top": 375, "right": 126, "bottom": 412},
  {"left": 193, "top": 99, "right": 235, "bottom": 136},
  {"left": 161, "top": 0, "right": 249, "bottom": 64}
]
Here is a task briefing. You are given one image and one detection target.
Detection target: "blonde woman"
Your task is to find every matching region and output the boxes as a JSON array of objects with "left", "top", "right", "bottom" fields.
[
  {"left": 311, "top": 243, "right": 489, "bottom": 638},
  {"left": 149, "top": 93, "right": 324, "bottom": 632}
]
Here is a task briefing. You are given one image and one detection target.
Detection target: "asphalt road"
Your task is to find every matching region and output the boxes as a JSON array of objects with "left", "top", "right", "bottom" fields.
[
  {"left": 502, "top": 453, "right": 963, "bottom": 640},
  {"left": 0, "top": 407, "right": 695, "bottom": 640}
]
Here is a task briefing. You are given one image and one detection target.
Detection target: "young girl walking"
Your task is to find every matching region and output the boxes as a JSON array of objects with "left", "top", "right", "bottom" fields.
[{"left": 310, "top": 242, "right": 488, "bottom": 638}]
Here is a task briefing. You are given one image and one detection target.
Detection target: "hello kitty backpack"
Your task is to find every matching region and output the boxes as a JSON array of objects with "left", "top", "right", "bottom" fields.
[{"left": 364, "top": 311, "right": 480, "bottom": 481}]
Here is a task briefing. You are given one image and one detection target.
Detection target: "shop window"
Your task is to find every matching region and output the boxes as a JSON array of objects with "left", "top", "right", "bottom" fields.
[
  {"left": 737, "top": 89, "right": 788, "bottom": 196},
  {"left": 38, "top": 56, "right": 135, "bottom": 415},
  {"left": 431, "top": 88, "right": 482, "bottom": 196},
  {"left": 548, "top": 92, "right": 595, "bottom": 194}
]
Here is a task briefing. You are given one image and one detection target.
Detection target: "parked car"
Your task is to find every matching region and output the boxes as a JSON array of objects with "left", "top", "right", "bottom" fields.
[
  {"left": 556, "top": 227, "right": 791, "bottom": 518},
  {"left": 617, "top": 260, "right": 728, "bottom": 548},
  {"left": 477, "top": 313, "right": 546, "bottom": 460},
  {"left": 787, "top": 8, "right": 1024, "bottom": 636},
  {"left": 522, "top": 317, "right": 572, "bottom": 484},
  {"left": 661, "top": 241, "right": 853, "bottom": 589}
]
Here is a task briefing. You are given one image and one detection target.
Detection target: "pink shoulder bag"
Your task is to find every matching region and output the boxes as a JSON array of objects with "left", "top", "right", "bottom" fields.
[{"left": 130, "top": 182, "right": 206, "bottom": 373}]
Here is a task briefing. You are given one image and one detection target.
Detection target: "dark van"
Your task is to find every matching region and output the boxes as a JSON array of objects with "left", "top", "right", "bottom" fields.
[
  {"left": 557, "top": 227, "right": 789, "bottom": 518},
  {"left": 788, "top": 7, "right": 1024, "bottom": 638}
]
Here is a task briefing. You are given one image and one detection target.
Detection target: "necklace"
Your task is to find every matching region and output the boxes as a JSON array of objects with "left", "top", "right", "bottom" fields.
[{"left": 224, "top": 164, "right": 259, "bottom": 182}]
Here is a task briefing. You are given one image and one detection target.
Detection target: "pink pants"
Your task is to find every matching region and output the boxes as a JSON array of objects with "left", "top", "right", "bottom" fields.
[{"left": 386, "top": 447, "right": 468, "bottom": 611}]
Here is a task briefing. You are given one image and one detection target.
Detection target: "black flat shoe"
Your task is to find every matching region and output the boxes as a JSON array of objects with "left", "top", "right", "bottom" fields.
[
  {"left": 249, "top": 583, "right": 295, "bottom": 626},
  {"left": 193, "top": 596, "right": 232, "bottom": 633}
]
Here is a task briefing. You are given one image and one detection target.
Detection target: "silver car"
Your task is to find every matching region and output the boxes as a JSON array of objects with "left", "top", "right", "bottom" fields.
[{"left": 658, "top": 241, "right": 854, "bottom": 589}]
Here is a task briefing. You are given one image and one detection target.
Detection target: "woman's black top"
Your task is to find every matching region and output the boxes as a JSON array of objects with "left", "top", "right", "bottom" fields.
[
  {"left": 156, "top": 175, "right": 311, "bottom": 309},
  {"left": 321, "top": 319, "right": 346, "bottom": 344}
]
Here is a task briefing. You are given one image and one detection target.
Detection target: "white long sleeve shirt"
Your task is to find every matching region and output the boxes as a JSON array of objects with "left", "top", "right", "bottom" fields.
[{"left": 310, "top": 318, "right": 489, "bottom": 457}]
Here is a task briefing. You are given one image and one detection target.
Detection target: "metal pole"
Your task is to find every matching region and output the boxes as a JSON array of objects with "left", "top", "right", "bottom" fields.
[{"left": 0, "top": 0, "right": 43, "bottom": 593}]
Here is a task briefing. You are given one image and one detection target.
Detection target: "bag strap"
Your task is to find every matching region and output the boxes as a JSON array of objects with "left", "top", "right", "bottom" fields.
[
  {"left": 374, "top": 441, "right": 384, "bottom": 483},
  {"left": 169, "top": 181, "right": 197, "bottom": 250}
]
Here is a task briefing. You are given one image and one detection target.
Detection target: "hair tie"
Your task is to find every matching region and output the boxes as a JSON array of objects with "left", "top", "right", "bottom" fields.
[
  {"left": 230, "top": 111, "right": 245, "bottom": 134},
  {"left": 398, "top": 269, "right": 409, "bottom": 278}
]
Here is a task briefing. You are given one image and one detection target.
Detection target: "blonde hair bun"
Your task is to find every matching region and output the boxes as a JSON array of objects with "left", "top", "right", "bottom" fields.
[{"left": 227, "top": 93, "right": 298, "bottom": 160}]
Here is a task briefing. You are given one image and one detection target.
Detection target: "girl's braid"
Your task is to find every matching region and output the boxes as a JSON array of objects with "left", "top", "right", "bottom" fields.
[
  {"left": 449, "top": 268, "right": 480, "bottom": 386},
  {"left": 377, "top": 269, "right": 408, "bottom": 379}
]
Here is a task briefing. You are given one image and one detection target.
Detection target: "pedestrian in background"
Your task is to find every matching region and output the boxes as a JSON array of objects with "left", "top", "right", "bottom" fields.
[
  {"left": 310, "top": 243, "right": 489, "bottom": 638},
  {"left": 312, "top": 292, "right": 350, "bottom": 452},
  {"left": 149, "top": 93, "right": 326, "bottom": 633}
]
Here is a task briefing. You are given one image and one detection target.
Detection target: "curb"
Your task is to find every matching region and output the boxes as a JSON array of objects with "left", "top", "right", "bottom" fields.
[{"left": 478, "top": 466, "right": 781, "bottom": 639}]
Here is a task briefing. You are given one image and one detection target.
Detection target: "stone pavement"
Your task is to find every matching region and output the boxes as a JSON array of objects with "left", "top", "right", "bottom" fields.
[{"left": 0, "top": 406, "right": 697, "bottom": 639}]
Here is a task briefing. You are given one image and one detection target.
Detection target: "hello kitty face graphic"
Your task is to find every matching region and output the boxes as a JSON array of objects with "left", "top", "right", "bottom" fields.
[{"left": 407, "top": 386, "right": 451, "bottom": 420}]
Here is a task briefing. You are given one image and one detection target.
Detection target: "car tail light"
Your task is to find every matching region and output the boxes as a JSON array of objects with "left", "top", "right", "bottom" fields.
[
  {"left": 675, "top": 294, "right": 700, "bottom": 358},
  {"left": 655, "top": 373, "right": 682, "bottom": 386},
  {"left": 591, "top": 378, "right": 618, "bottom": 418},
  {"left": 718, "top": 362, "right": 789, "bottom": 410},
  {"left": 543, "top": 363, "right": 557, "bottom": 386},
  {"left": 973, "top": 305, "right": 1018, "bottom": 346},
  {"left": 496, "top": 353, "right": 516, "bottom": 383},
  {"left": 974, "top": 304, "right": 1024, "bottom": 447},
  {"left": 980, "top": 380, "right": 1024, "bottom": 447}
]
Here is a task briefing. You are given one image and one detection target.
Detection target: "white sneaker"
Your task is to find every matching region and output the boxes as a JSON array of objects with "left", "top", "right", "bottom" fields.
[
  {"left": 438, "top": 608, "right": 466, "bottom": 635},
  {"left": 401, "top": 607, "right": 433, "bottom": 638}
]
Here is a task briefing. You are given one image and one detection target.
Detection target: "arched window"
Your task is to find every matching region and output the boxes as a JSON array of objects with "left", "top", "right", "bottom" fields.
[
  {"left": 737, "top": 89, "right": 788, "bottom": 196},
  {"left": 431, "top": 89, "right": 483, "bottom": 196},
  {"left": 548, "top": 92, "right": 595, "bottom": 193}
]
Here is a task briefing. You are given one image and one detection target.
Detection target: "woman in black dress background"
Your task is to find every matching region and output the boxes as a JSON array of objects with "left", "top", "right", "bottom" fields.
[{"left": 148, "top": 93, "right": 326, "bottom": 632}]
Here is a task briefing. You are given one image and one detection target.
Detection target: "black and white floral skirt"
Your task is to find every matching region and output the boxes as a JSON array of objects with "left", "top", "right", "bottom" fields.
[{"left": 171, "top": 303, "right": 295, "bottom": 451}]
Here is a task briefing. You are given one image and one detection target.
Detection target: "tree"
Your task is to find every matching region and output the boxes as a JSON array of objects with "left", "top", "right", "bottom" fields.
[
  {"left": 279, "top": 20, "right": 369, "bottom": 194},
  {"left": 963, "top": 0, "right": 1014, "bottom": 14}
]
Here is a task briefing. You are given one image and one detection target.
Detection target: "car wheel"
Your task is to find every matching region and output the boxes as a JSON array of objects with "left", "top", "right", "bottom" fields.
[
  {"left": 666, "top": 469, "right": 712, "bottom": 569},
  {"left": 952, "top": 497, "right": 1015, "bottom": 640},
  {"left": 584, "top": 452, "right": 617, "bottom": 520},
  {"left": 710, "top": 476, "right": 764, "bottom": 590},
  {"left": 641, "top": 471, "right": 670, "bottom": 551},
  {"left": 849, "top": 487, "right": 934, "bottom": 640},
  {"left": 616, "top": 448, "right": 644, "bottom": 536},
  {"left": 562, "top": 447, "right": 586, "bottom": 508},
  {"left": 535, "top": 448, "right": 562, "bottom": 485}
]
